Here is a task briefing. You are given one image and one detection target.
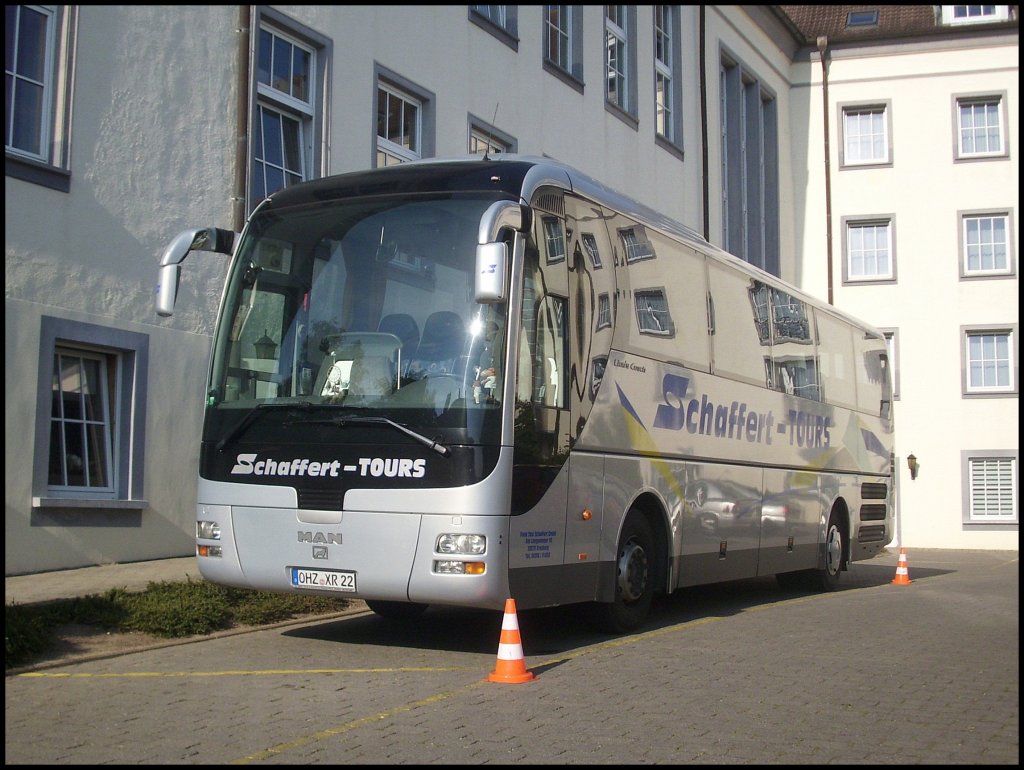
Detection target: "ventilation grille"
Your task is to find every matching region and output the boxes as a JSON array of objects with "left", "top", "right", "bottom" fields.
[
  {"left": 861, "top": 482, "right": 888, "bottom": 500},
  {"left": 860, "top": 504, "right": 887, "bottom": 522},
  {"left": 534, "top": 193, "right": 564, "bottom": 217},
  {"left": 297, "top": 489, "right": 345, "bottom": 511},
  {"left": 858, "top": 525, "right": 886, "bottom": 542}
]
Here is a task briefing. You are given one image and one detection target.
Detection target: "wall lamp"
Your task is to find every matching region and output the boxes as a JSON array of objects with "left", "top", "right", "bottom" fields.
[{"left": 907, "top": 453, "right": 919, "bottom": 481}]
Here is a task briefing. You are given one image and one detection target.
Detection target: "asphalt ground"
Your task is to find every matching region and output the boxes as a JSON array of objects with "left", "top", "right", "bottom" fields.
[{"left": 4, "top": 548, "right": 1019, "bottom": 764}]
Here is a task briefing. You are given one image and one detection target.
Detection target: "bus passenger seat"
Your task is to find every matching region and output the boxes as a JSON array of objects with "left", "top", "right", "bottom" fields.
[
  {"left": 406, "top": 311, "right": 465, "bottom": 379},
  {"left": 377, "top": 313, "right": 420, "bottom": 377}
]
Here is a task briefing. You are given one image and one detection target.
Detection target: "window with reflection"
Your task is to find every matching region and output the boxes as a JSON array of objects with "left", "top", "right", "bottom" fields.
[
  {"left": 542, "top": 216, "right": 567, "bottom": 264},
  {"left": 620, "top": 226, "right": 655, "bottom": 263},
  {"left": 634, "top": 288, "right": 674, "bottom": 336},
  {"left": 252, "top": 20, "right": 318, "bottom": 205},
  {"left": 581, "top": 232, "right": 603, "bottom": 269}
]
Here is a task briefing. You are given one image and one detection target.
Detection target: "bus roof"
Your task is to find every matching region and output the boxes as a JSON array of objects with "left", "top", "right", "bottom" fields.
[{"left": 257, "top": 155, "right": 885, "bottom": 340}]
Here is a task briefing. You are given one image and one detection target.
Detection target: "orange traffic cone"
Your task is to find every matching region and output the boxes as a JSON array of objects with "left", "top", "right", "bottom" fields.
[
  {"left": 891, "top": 547, "right": 912, "bottom": 585},
  {"left": 487, "top": 598, "right": 536, "bottom": 683}
]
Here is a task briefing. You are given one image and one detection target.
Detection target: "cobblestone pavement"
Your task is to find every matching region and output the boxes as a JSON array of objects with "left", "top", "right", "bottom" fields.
[{"left": 5, "top": 549, "right": 1018, "bottom": 764}]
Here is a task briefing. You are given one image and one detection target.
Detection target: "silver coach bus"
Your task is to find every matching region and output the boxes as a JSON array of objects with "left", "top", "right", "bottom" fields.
[{"left": 156, "top": 156, "right": 894, "bottom": 632}]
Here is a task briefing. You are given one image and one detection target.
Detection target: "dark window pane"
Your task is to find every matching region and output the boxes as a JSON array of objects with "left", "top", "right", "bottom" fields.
[
  {"left": 12, "top": 80, "right": 43, "bottom": 154},
  {"left": 264, "top": 165, "right": 284, "bottom": 197},
  {"left": 48, "top": 422, "right": 63, "bottom": 485},
  {"left": 262, "top": 110, "right": 283, "bottom": 167},
  {"left": 81, "top": 357, "right": 103, "bottom": 422},
  {"left": 60, "top": 356, "right": 82, "bottom": 420},
  {"left": 282, "top": 116, "right": 301, "bottom": 173},
  {"left": 272, "top": 36, "right": 290, "bottom": 93},
  {"left": 17, "top": 7, "right": 48, "bottom": 81},
  {"left": 376, "top": 88, "right": 388, "bottom": 138},
  {"left": 63, "top": 422, "right": 85, "bottom": 486},
  {"left": 292, "top": 47, "right": 309, "bottom": 102},
  {"left": 387, "top": 93, "right": 403, "bottom": 145},
  {"left": 402, "top": 101, "right": 417, "bottom": 151},
  {"left": 86, "top": 424, "right": 109, "bottom": 487},
  {"left": 257, "top": 28, "right": 272, "bottom": 86}
]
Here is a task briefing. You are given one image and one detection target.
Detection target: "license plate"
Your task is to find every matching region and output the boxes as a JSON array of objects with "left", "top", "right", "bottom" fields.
[{"left": 290, "top": 567, "right": 356, "bottom": 592}]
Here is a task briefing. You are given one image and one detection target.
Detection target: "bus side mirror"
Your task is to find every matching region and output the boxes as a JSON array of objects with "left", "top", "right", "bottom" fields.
[
  {"left": 475, "top": 241, "right": 508, "bottom": 302},
  {"left": 156, "top": 227, "right": 236, "bottom": 317},
  {"left": 474, "top": 200, "right": 530, "bottom": 303}
]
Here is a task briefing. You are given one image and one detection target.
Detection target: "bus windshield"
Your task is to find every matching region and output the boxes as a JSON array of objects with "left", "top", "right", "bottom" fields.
[{"left": 207, "top": 193, "right": 510, "bottom": 442}]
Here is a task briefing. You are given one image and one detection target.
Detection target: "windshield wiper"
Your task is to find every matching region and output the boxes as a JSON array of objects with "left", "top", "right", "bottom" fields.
[
  {"left": 288, "top": 415, "right": 451, "bottom": 456},
  {"left": 216, "top": 401, "right": 315, "bottom": 452}
]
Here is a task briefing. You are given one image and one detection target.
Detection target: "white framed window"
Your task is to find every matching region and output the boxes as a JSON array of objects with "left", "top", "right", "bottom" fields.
[
  {"left": 377, "top": 83, "right": 422, "bottom": 166},
  {"left": 49, "top": 347, "right": 115, "bottom": 493},
  {"left": 33, "top": 317, "right": 149, "bottom": 509},
  {"left": 542, "top": 216, "right": 567, "bottom": 264},
  {"left": 654, "top": 5, "right": 683, "bottom": 149},
  {"left": 597, "top": 293, "right": 612, "bottom": 330},
  {"left": 942, "top": 5, "right": 1011, "bottom": 24},
  {"left": 963, "top": 327, "right": 1017, "bottom": 395},
  {"left": 375, "top": 66, "right": 434, "bottom": 168},
  {"left": 249, "top": 11, "right": 328, "bottom": 209},
  {"left": 543, "top": 5, "right": 583, "bottom": 81},
  {"left": 962, "top": 452, "right": 1017, "bottom": 524},
  {"left": 581, "top": 232, "right": 603, "bottom": 269},
  {"left": 605, "top": 6, "right": 637, "bottom": 118},
  {"left": 720, "top": 53, "right": 780, "bottom": 275},
  {"left": 841, "top": 103, "right": 891, "bottom": 166},
  {"left": 634, "top": 288, "right": 674, "bottom": 336},
  {"left": 6, "top": 4, "right": 57, "bottom": 163},
  {"left": 843, "top": 217, "right": 896, "bottom": 283},
  {"left": 5, "top": 4, "right": 76, "bottom": 191},
  {"left": 960, "top": 211, "right": 1014, "bottom": 277},
  {"left": 470, "top": 5, "right": 518, "bottom": 49},
  {"left": 955, "top": 95, "right": 1006, "bottom": 159},
  {"left": 468, "top": 115, "right": 516, "bottom": 155},
  {"left": 620, "top": 227, "right": 655, "bottom": 263}
]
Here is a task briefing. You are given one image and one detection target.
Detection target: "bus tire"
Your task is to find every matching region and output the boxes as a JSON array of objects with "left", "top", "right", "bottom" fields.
[
  {"left": 775, "top": 509, "right": 845, "bottom": 592},
  {"left": 589, "top": 513, "right": 656, "bottom": 633},
  {"left": 809, "top": 510, "right": 844, "bottom": 591},
  {"left": 365, "top": 599, "right": 429, "bottom": 621}
]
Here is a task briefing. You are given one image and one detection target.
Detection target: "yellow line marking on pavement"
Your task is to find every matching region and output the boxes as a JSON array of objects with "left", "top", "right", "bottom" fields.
[
  {"left": 17, "top": 666, "right": 477, "bottom": 679},
  {"left": 230, "top": 599, "right": 832, "bottom": 764},
  {"left": 16, "top": 590, "right": 839, "bottom": 763},
  {"left": 230, "top": 679, "right": 492, "bottom": 764}
]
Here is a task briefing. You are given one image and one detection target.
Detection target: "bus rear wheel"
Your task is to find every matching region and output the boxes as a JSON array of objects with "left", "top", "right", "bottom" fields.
[
  {"left": 588, "top": 514, "right": 656, "bottom": 633},
  {"left": 809, "top": 512, "right": 844, "bottom": 591},
  {"left": 366, "top": 599, "right": 428, "bottom": 621}
]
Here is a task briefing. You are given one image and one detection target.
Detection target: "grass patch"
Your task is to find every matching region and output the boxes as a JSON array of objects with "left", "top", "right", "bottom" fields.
[{"left": 5, "top": 578, "right": 350, "bottom": 670}]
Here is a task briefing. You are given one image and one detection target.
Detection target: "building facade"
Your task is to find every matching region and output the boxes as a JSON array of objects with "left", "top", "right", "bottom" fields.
[
  {"left": 781, "top": 4, "right": 1019, "bottom": 548},
  {"left": 5, "top": 5, "right": 1017, "bottom": 575}
]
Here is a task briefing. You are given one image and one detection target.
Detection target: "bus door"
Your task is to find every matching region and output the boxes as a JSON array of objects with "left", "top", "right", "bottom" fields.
[
  {"left": 509, "top": 191, "right": 591, "bottom": 606},
  {"left": 563, "top": 195, "right": 617, "bottom": 593}
]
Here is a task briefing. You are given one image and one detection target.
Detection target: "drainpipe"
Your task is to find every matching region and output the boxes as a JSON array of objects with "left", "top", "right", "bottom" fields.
[
  {"left": 233, "top": 6, "right": 252, "bottom": 233},
  {"left": 699, "top": 5, "right": 709, "bottom": 242},
  {"left": 817, "top": 35, "right": 834, "bottom": 306}
]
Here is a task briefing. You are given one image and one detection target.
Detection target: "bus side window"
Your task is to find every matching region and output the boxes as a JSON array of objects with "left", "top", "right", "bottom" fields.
[{"left": 534, "top": 295, "right": 567, "bottom": 408}]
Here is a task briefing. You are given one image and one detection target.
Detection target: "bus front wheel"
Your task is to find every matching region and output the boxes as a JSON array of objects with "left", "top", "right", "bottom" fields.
[{"left": 588, "top": 514, "right": 656, "bottom": 633}]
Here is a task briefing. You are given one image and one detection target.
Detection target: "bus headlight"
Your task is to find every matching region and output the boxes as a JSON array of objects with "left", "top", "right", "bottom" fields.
[
  {"left": 433, "top": 560, "right": 486, "bottom": 575},
  {"left": 436, "top": 533, "right": 486, "bottom": 555},
  {"left": 197, "top": 520, "right": 221, "bottom": 540}
]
